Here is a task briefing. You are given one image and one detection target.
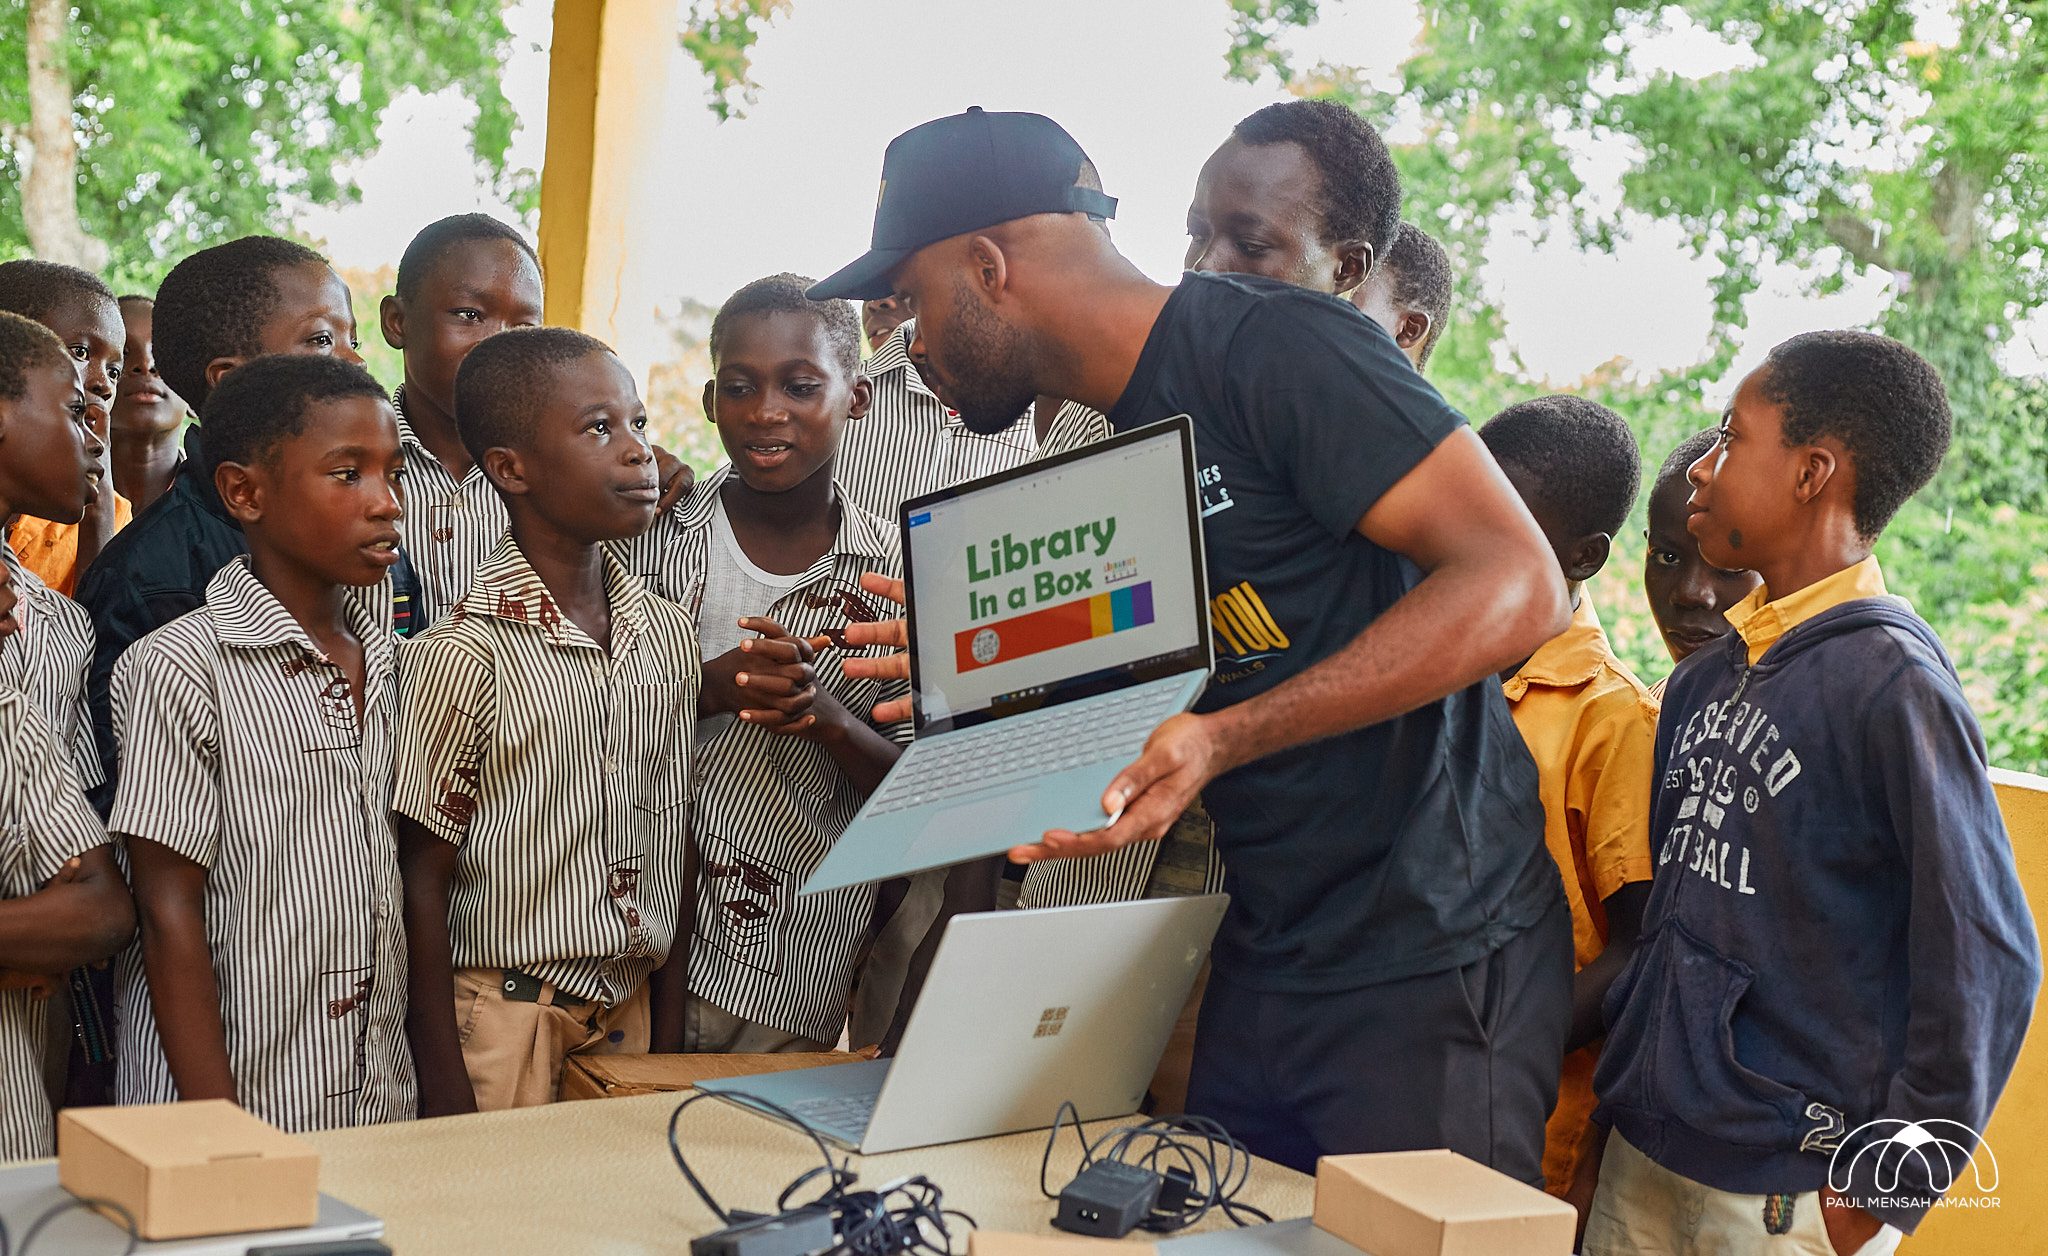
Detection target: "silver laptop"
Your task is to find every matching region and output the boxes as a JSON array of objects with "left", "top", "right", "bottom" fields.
[
  {"left": 802, "top": 416, "right": 1213, "bottom": 895},
  {"left": 697, "top": 894, "right": 1227, "bottom": 1154}
]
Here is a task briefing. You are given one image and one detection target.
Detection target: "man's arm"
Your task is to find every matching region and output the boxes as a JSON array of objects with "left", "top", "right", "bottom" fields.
[
  {"left": 128, "top": 836, "right": 236, "bottom": 1103},
  {"left": 0, "top": 847, "right": 134, "bottom": 973},
  {"left": 395, "top": 816, "right": 477, "bottom": 1116},
  {"left": 1021, "top": 427, "right": 1567, "bottom": 861}
]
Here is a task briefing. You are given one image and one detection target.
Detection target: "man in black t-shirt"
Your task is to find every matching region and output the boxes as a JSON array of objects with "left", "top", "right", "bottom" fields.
[{"left": 820, "top": 108, "right": 1573, "bottom": 1182}]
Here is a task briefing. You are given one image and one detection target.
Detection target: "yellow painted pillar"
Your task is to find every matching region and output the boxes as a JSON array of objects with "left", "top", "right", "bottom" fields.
[
  {"left": 537, "top": 0, "right": 680, "bottom": 340},
  {"left": 1907, "top": 768, "right": 2048, "bottom": 1250}
]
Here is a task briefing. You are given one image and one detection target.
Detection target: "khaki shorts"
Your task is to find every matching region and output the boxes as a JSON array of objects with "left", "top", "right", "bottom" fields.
[
  {"left": 453, "top": 968, "right": 649, "bottom": 1111},
  {"left": 1583, "top": 1132, "right": 1904, "bottom": 1256}
]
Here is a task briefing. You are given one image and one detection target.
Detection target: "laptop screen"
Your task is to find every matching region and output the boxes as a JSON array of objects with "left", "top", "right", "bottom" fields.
[{"left": 901, "top": 418, "right": 1209, "bottom": 732}]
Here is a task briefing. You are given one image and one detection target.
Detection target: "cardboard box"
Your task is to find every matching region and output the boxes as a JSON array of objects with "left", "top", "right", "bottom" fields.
[
  {"left": 970, "top": 1233, "right": 1154, "bottom": 1256},
  {"left": 58, "top": 1101, "right": 319, "bottom": 1241},
  {"left": 559, "top": 1051, "right": 864, "bottom": 1100},
  {"left": 1313, "top": 1150, "right": 1576, "bottom": 1256}
]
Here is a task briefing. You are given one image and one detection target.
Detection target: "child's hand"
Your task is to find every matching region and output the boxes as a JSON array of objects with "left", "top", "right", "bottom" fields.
[
  {"left": 701, "top": 617, "right": 822, "bottom": 722},
  {"left": 0, "top": 969, "right": 60, "bottom": 999}
]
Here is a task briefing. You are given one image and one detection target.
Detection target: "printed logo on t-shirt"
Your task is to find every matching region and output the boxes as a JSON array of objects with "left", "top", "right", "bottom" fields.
[
  {"left": 1197, "top": 461, "right": 1234, "bottom": 517},
  {"left": 1209, "top": 580, "right": 1290, "bottom": 684},
  {"left": 1656, "top": 692, "right": 1805, "bottom": 895}
]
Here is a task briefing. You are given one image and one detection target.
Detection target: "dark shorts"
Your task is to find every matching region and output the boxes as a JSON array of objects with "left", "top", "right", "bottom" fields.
[{"left": 1186, "top": 897, "right": 1573, "bottom": 1185}]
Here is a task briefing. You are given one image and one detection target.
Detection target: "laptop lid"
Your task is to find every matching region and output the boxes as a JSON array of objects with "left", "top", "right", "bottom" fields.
[
  {"left": 901, "top": 416, "right": 1212, "bottom": 735},
  {"left": 858, "top": 893, "right": 1228, "bottom": 1153}
]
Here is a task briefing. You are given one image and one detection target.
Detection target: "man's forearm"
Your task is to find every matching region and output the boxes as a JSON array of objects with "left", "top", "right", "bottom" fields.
[{"left": 1204, "top": 555, "right": 1563, "bottom": 774}]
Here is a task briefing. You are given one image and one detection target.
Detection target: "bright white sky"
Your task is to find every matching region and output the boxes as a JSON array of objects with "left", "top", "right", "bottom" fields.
[{"left": 298, "top": 0, "right": 2030, "bottom": 398}]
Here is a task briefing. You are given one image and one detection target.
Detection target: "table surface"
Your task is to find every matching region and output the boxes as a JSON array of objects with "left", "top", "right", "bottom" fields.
[{"left": 302, "top": 1093, "right": 1316, "bottom": 1255}]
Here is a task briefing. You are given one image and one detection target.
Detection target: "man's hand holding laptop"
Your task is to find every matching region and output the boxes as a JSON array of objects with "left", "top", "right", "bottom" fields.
[{"left": 838, "top": 571, "right": 1216, "bottom": 862}]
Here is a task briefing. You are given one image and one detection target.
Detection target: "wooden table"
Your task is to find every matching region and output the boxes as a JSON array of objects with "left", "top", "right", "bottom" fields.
[{"left": 303, "top": 1093, "right": 1315, "bottom": 1254}]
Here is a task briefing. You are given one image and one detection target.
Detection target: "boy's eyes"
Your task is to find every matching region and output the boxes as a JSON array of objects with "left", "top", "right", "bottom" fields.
[
  {"left": 453, "top": 309, "right": 483, "bottom": 322},
  {"left": 1650, "top": 547, "right": 1682, "bottom": 568}
]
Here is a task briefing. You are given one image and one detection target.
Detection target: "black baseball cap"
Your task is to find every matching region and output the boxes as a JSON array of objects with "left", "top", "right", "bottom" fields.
[{"left": 807, "top": 107, "right": 1117, "bottom": 302}]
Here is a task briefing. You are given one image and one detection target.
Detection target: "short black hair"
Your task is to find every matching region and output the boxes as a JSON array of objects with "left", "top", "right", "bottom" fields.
[
  {"left": 198, "top": 353, "right": 390, "bottom": 483},
  {"left": 454, "top": 326, "right": 616, "bottom": 465},
  {"left": 154, "top": 235, "right": 329, "bottom": 408},
  {"left": 1480, "top": 394, "right": 1642, "bottom": 539},
  {"left": 709, "top": 273, "right": 861, "bottom": 378},
  {"left": 1383, "top": 222, "right": 1454, "bottom": 367},
  {"left": 395, "top": 214, "right": 540, "bottom": 303},
  {"left": 0, "top": 259, "right": 117, "bottom": 325},
  {"left": 1232, "top": 99, "right": 1402, "bottom": 262},
  {"left": 0, "top": 310, "right": 69, "bottom": 401},
  {"left": 1656, "top": 427, "right": 1721, "bottom": 494},
  {"left": 1760, "top": 330, "right": 1950, "bottom": 539}
]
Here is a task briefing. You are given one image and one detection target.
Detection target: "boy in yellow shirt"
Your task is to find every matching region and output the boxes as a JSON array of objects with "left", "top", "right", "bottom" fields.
[{"left": 1479, "top": 396, "right": 1658, "bottom": 1219}]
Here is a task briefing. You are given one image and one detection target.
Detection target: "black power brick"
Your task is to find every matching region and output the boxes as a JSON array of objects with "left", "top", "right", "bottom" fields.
[
  {"left": 689, "top": 1206, "right": 837, "bottom": 1256},
  {"left": 1054, "top": 1160, "right": 1164, "bottom": 1238}
]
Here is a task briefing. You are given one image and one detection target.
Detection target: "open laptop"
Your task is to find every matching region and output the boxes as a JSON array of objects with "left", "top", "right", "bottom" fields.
[
  {"left": 801, "top": 416, "right": 1212, "bottom": 895},
  {"left": 697, "top": 894, "right": 1227, "bottom": 1154}
]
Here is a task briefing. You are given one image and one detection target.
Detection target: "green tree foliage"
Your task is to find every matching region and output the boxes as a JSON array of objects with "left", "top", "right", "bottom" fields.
[
  {"left": 1229, "top": 1, "right": 2048, "bottom": 769},
  {"left": 0, "top": 0, "right": 520, "bottom": 292},
  {"left": 678, "top": 0, "right": 789, "bottom": 121}
]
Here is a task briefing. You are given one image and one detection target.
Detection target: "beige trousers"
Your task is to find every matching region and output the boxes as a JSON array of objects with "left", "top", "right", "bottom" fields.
[
  {"left": 453, "top": 968, "right": 649, "bottom": 1110},
  {"left": 1583, "top": 1132, "right": 1904, "bottom": 1256}
]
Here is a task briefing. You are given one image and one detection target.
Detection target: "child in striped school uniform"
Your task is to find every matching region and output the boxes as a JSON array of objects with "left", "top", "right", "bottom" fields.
[
  {"left": 628, "top": 274, "right": 909, "bottom": 1052},
  {"left": 112, "top": 355, "right": 415, "bottom": 1132}
]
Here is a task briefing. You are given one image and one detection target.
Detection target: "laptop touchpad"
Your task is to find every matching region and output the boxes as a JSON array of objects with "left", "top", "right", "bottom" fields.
[{"left": 906, "top": 789, "right": 1036, "bottom": 860}]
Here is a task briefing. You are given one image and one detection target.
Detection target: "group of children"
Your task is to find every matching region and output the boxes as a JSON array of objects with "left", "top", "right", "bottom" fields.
[{"left": 0, "top": 94, "right": 2036, "bottom": 1256}]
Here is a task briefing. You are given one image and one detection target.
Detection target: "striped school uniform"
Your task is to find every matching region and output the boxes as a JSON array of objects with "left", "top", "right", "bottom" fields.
[
  {"left": 0, "top": 689, "right": 108, "bottom": 1160},
  {"left": 391, "top": 535, "right": 698, "bottom": 1008},
  {"left": 626, "top": 470, "right": 911, "bottom": 1045},
  {"left": 109, "top": 559, "right": 416, "bottom": 1132},
  {"left": 1, "top": 544, "right": 99, "bottom": 789},
  {"left": 393, "top": 390, "right": 508, "bottom": 625}
]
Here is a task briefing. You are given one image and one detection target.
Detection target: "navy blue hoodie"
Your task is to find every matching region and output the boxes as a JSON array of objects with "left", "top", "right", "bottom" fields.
[{"left": 1593, "top": 594, "right": 2039, "bottom": 1233}]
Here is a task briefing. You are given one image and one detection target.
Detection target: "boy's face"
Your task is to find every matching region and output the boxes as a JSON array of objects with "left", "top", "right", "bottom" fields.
[
  {"left": 218, "top": 396, "right": 404, "bottom": 588},
  {"left": 0, "top": 361, "right": 104, "bottom": 523},
  {"left": 1349, "top": 271, "right": 1431, "bottom": 370},
  {"left": 41, "top": 292, "right": 125, "bottom": 442},
  {"left": 1644, "top": 470, "right": 1762, "bottom": 663},
  {"left": 381, "top": 239, "right": 544, "bottom": 419},
  {"left": 707, "top": 311, "right": 869, "bottom": 495},
  {"left": 861, "top": 297, "right": 910, "bottom": 352},
  {"left": 1185, "top": 137, "right": 1364, "bottom": 296},
  {"left": 208, "top": 262, "right": 362, "bottom": 396},
  {"left": 496, "top": 350, "right": 659, "bottom": 543},
  {"left": 112, "top": 302, "right": 182, "bottom": 439},
  {"left": 1686, "top": 366, "right": 1807, "bottom": 573}
]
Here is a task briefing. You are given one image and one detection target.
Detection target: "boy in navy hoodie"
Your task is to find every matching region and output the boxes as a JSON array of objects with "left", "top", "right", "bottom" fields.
[{"left": 1584, "top": 331, "right": 2039, "bottom": 1256}]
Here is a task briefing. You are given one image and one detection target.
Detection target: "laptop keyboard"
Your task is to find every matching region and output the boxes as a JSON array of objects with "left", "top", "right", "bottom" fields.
[
  {"left": 789, "top": 1092, "right": 877, "bottom": 1140},
  {"left": 867, "top": 675, "right": 1189, "bottom": 816}
]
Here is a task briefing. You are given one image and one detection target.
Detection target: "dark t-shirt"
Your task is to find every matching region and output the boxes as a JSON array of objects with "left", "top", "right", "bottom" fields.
[{"left": 1107, "top": 272, "right": 1560, "bottom": 992}]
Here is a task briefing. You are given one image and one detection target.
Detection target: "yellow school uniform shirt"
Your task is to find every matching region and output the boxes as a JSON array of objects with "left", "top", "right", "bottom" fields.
[
  {"left": 8, "top": 495, "right": 135, "bottom": 596},
  {"left": 1726, "top": 554, "right": 1888, "bottom": 665},
  {"left": 1500, "top": 594, "right": 1658, "bottom": 1196}
]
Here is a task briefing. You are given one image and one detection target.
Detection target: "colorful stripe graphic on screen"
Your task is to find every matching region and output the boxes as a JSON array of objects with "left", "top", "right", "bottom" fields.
[{"left": 955, "top": 582, "right": 1155, "bottom": 672}]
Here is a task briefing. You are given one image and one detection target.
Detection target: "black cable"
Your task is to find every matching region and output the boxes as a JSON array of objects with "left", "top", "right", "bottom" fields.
[
  {"left": 669, "top": 1089, "right": 848, "bottom": 1225},
  {"left": 1039, "top": 1107, "right": 1273, "bottom": 1233},
  {"left": 0, "top": 1196, "right": 140, "bottom": 1256}
]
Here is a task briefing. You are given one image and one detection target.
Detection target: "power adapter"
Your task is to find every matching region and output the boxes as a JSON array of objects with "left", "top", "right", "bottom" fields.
[
  {"left": 689, "top": 1205, "right": 837, "bottom": 1256},
  {"left": 1054, "top": 1160, "right": 1163, "bottom": 1238}
]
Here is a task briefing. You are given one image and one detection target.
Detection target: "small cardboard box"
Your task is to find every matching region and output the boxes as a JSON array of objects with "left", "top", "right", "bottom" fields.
[
  {"left": 58, "top": 1101, "right": 319, "bottom": 1241},
  {"left": 559, "top": 1050, "right": 864, "bottom": 1100},
  {"left": 1314, "top": 1150, "right": 1576, "bottom": 1256},
  {"left": 969, "top": 1233, "right": 1154, "bottom": 1256}
]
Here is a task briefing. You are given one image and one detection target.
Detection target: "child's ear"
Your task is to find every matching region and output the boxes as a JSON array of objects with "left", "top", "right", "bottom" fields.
[
  {"left": 482, "top": 446, "right": 529, "bottom": 497},
  {"left": 1332, "top": 241, "right": 1370, "bottom": 297},
  {"left": 1565, "top": 532, "right": 1612, "bottom": 585},
  {"left": 846, "top": 375, "right": 872, "bottom": 422},
  {"left": 1793, "top": 443, "right": 1841, "bottom": 506},
  {"left": 379, "top": 294, "right": 407, "bottom": 351},
  {"left": 215, "top": 461, "right": 265, "bottom": 527},
  {"left": 203, "top": 355, "right": 245, "bottom": 395},
  {"left": 1395, "top": 311, "right": 1433, "bottom": 351},
  {"left": 701, "top": 380, "right": 717, "bottom": 427}
]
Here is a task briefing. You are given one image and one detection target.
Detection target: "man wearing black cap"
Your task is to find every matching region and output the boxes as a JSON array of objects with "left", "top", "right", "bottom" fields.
[{"left": 826, "top": 108, "right": 1573, "bottom": 1183}]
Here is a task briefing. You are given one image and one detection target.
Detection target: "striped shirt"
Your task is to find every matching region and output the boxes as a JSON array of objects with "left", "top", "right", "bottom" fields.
[
  {"left": 0, "top": 688, "right": 108, "bottom": 1161},
  {"left": 625, "top": 470, "right": 911, "bottom": 1043},
  {"left": 1016, "top": 403, "right": 1225, "bottom": 910},
  {"left": 1, "top": 544, "right": 100, "bottom": 789},
  {"left": 108, "top": 559, "right": 415, "bottom": 1133},
  {"left": 836, "top": 321, "right": 1039, "bottom": 523},
  {"left": 394, "top": 391, "right": 507, "bottom": 625},
  {"left": 392, "top": 534, "right": 699, "bottom": 1007}
]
